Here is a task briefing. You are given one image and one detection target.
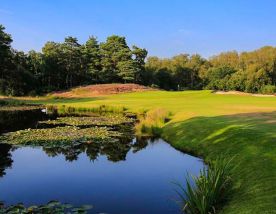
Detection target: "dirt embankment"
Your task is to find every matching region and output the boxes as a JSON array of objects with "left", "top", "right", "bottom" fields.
[{"left": 51, "top": 84, "right": 156, "bottom": 98}]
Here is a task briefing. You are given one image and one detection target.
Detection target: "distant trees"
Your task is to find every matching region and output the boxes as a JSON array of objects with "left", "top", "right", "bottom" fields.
[
  {"left": 144, "top": 47, "right": 276, "bottom": 93},
  {"left": 1, "top": 23, "right": 276, "bottom": 95},
  {"left": 204, "top": 47, "right": 276, "bottom": 93},
  {"left": 145, "top": 54, "right": 208, "bottom": 90}
]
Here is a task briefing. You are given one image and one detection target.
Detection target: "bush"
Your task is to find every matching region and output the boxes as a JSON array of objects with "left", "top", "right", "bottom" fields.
[
  {"left": 259, "top": 85, "right": 276, "bottom": 95},
  {"left": 136, "top": 108, "right": 171, "bottom": 136},
  {"left": 175, "top": 157, "right": 234, "bottom": 214}
]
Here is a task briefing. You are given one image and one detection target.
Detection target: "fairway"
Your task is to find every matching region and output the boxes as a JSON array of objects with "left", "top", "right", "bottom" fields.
[
  {"left": 35, "top": 90, "right": 276, "bottom": 119},
  {"left": 28, "top": 90, "right": 276, "bottom": 213}
]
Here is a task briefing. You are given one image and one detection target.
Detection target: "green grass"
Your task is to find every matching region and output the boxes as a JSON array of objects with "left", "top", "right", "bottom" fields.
[{"left": 15, "top": 90, "right": 276, "bottom": 213}]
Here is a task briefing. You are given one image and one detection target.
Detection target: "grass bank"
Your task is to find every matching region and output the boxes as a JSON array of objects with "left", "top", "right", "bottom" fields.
[{"left": 13, "top": 90, "right": 276, "bottom": 213}]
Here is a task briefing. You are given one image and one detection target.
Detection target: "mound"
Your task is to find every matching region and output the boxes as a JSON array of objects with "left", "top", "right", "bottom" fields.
[{"left": 51, "top": 84, "right": 155, "bottom": 98}]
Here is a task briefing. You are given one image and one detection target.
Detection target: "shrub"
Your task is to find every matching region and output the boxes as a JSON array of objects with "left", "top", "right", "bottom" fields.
[
  {"left": 46, "top": 105, "right": 58, "bottom": 116},
  {"left": 136, "top": 108, "right": 171, "bottom": 136},
  {"left": 259, "top": 85, "right": 276, "bottom": 95},
  {"left": 175, "top": 157, "right": 234, "bottom": 214}
]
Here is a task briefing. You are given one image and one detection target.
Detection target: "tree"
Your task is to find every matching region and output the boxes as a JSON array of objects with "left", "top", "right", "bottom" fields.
[
  {"left": 82, "top": 36, "right": 101, "bottom": 83},
  {"left": 117, "top": 60, "right": 137, "bottom": 82},
  {"left": 62, "top": 37, "right": 82, "bottom": 88},
  {"left": 42, "top": 41, "right": 63, "bottom": 90},
  {"left": 205, "top": 66, "right": 236, "bottom": 90},
  {"left": 100, "top": 35, "right": 134, "bottom": 82},
  {"left": 186, "top": 54, "right": 207, "bottom": 89},
  {"left": 0, "top": 25, "right": 12, "bottom": 78},
  {"left": 155, "top": 69, "right": 174, "bottom": 90},
  {"left": 0, "top": 25, "right": 13, "bottom": 94},
  {"left": 132, "top": 45, "right": 148, "bottom": 83}
]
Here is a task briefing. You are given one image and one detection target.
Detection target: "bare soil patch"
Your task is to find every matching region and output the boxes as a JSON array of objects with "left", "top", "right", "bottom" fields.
[
  {"left": 51, "top": 84, "right": 156, "bottom": 98},
  {"left": 214, "top": 90, "right": 275, "bottom": 97}
]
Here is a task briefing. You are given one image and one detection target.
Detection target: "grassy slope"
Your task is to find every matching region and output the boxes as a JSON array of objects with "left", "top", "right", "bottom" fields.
[{"left": 27, "top": 90, "right": 276, "bottom": 213}]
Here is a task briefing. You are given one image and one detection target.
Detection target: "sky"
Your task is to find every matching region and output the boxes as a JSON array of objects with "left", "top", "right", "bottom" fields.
[{"left": 1, "top": 0, "right": 276, "bottom": 58}]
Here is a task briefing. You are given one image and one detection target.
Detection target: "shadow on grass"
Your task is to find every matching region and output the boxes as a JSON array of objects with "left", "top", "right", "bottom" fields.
[{"left": 162, "top": 111, "right": 276, "bottom": 213}]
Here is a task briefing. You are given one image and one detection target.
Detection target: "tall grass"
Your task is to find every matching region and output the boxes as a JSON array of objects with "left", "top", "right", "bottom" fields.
[
  {"left": 0, "top": 98, "right": 25, "bottom": 106},
  {"left": 46, "top": 104, "right": 127, "bottom": 115},
  {"left": 175, "top": 158, "right": 234, "bottom": 214},
  {"left": 135, "top": 108, "right": 171, "bottom": 136}
]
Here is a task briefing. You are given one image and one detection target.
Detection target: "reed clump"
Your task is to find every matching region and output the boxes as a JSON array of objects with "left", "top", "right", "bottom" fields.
[
  {"left": 136, "top": 108, "right": 171, "bottom": 136},
  {"left": 176, "top": 157, "right": 234, "bottom": 214},
  {"left": 46, "top": 104, "right": 127, "bottom": 115}
]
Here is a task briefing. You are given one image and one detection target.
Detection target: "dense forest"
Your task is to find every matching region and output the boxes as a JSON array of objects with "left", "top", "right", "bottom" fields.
[{"left": 1, "top": 24, "right": 276, "bottom": 96}]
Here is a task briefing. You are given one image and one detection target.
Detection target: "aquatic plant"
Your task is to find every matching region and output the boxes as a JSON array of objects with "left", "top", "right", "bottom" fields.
[
  {"left": 39, "top": 114, "right": 134, "bottom": 127},
  {"left": 0, "top": 200, "right": 92, "bottom": 214},
  {"left": 0, "top": 111, "right": 136, "bottom": 165},
  {"left": 0, "top": 126, "right": 122, "bottom": 146},
  {"left": 175, "top": 158, "right": 234, "bottom": 214}
]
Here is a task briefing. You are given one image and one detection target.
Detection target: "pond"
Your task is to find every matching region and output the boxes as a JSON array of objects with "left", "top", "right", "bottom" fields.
[{"left": 0, "top": 111, "right": 204, "bottom": 214}]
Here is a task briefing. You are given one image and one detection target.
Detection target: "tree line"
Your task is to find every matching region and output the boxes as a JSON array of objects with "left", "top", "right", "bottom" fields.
[
  {"left": 1, "top": 24, "right": 276, "bottom": 95},
  {"left": 0, "top": 25, "right": 147, "bottom": 95},
  {"left": 146, "top": 47, "right": 276, "bottom": 94}
]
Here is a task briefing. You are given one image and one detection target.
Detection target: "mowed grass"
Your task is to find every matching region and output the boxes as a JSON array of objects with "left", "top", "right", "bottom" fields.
[{"left": 25, "top": 90, "right": 276, "bottom": 213}]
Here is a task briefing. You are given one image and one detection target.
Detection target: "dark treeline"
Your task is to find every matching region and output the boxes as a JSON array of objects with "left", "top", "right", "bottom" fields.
[
  {"left": 1, "top": 24, "right": 276, "bottom": 95},
  {"left": 0, "top": 25, "right": 148, "bottom": 95}
]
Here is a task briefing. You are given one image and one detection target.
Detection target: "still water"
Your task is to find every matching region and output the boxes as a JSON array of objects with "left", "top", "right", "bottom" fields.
[{"left": 0, "top": 138, "right": 204, "bottom": 214}]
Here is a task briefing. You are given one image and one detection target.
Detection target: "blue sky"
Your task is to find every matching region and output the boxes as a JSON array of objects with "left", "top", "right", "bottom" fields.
[{"left": 1, "top": 0, "right": 276, "bottom": 58}]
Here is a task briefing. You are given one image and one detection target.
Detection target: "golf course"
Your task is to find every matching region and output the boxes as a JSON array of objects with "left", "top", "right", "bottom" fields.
[
  {"left": 20, "top": 89, "right": 276, "bottom": 214},
  {"left": 1, "top": 1, "right": 276, "bottom": 212}
]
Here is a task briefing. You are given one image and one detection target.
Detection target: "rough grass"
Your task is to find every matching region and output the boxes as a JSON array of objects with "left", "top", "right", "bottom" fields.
[{"left": 10, "top": 90, "right": 276, "bottom": 213}]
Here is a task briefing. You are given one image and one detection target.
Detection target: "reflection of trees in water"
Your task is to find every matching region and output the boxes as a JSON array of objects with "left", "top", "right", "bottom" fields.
[
  {"left": 0, "top": 109, "right": 45, "bottom": 134},
  {"left": 101, "top": 140, "right": 131, "bottom": 162},
  {"left": 43, "top": 145, "right": 85, "bottom": 162},
  {"left": 0, "top": 144, "right": 13, "bottom": 177},
  {"left": 132, "top": 137, "right": 148, "bottom": 153},
  {"left": 41, "top": 136, "right": 153, "bottom": 163},
  {"left": 0, "top": 137, "right": 157, "bottom": 176},
  {"left": 42, "top": 140, "right": 132, "bottom": 162}
]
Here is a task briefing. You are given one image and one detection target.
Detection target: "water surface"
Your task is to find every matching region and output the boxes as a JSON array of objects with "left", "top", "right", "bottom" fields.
[{"left": 0, "top": 138, "right": 204, "bottom": 214}]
